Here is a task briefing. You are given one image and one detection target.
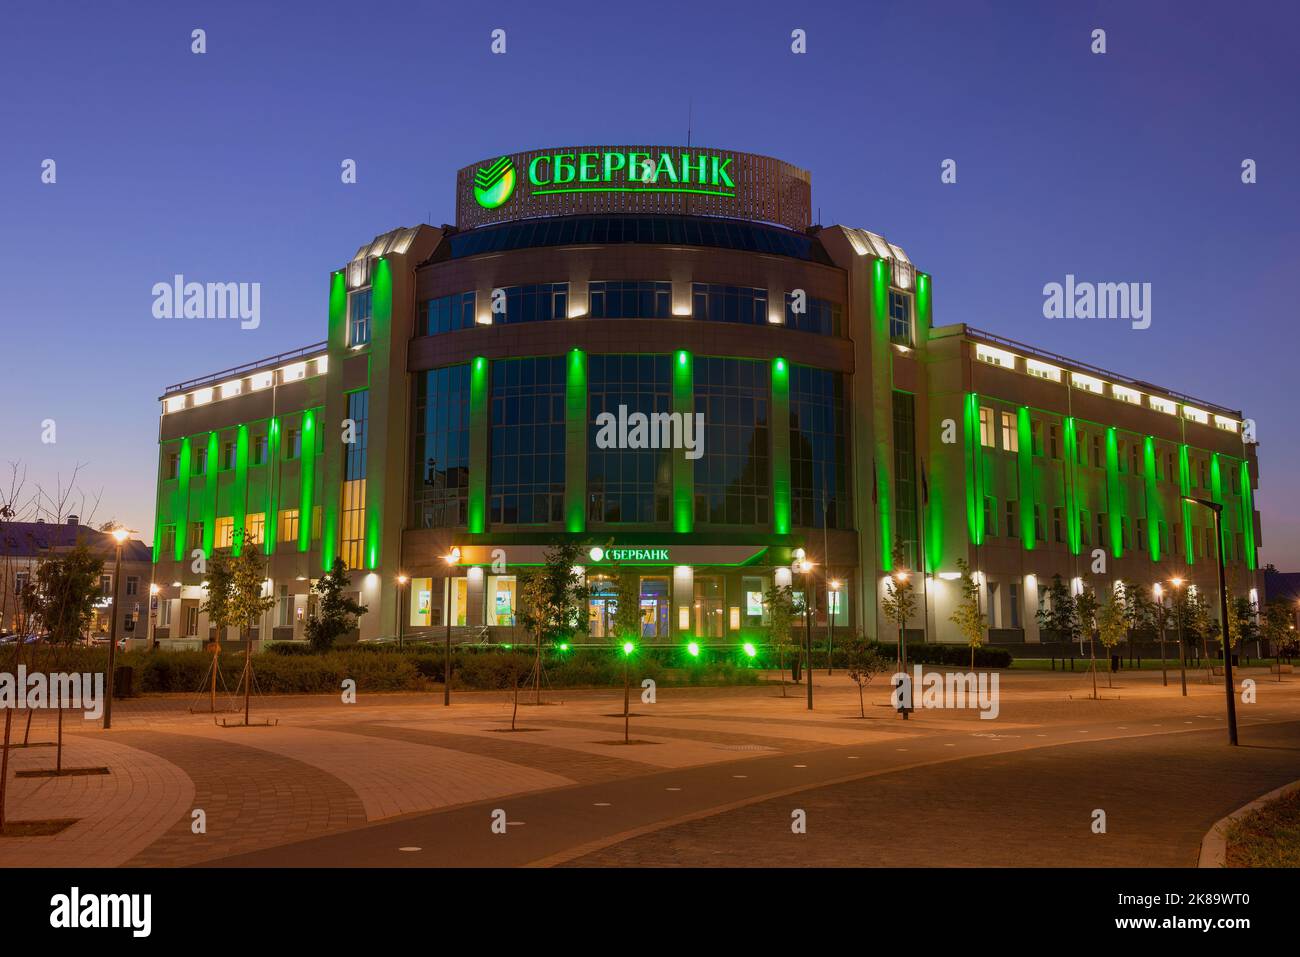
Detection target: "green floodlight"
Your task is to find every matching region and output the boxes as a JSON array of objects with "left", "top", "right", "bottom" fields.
[
  {"left": 558, "top": 642, "right": 570, "bottom": 652},
  {"left": 622, "top": 641, "right": 635, "bottom": 656},
  {"left": 686, "top": 641, "right": 700, "bottom": 658},
  {"left": 742, "top": 642, "right": 757, "bottom": 658},
  {"left": 501, "top": 643, "right": 512, "bottom": 650}
]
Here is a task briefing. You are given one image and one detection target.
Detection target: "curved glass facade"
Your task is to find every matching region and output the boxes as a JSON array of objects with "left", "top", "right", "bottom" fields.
[
  {"left": 412, "top": 365, "right": 470, "bottom": 527},
  {"left": 789, "top": 365, "right": 851, "bottom": 529},
  {"left": 489, "top": 357, "right": 566, "bottom": 525},
  {"left": 693, "top": 357, "right": 770, "bottom": 526},
  {"left": 587, "top": 355, "right": 673, "bottom": 523}
]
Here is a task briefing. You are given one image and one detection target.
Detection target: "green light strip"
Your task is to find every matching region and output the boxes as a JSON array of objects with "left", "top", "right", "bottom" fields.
[
  {"left": 232, "top": 424, "right": 249, "bottom": 556},
  {"left": 1210, "top": 452, "right": 1223, "bottom": 506},
  {"left": 1143, "top": 436, "right": 1161, "bottom": 561},
  {"left": 1017, "top": 406, "right": 1035, "bottom": 551},
  {"left": 329, "top": 271, "right": 346, "bottom": 341},
  {"left": 264, "top": 417, "right": 280, "bottom": 555},
  {"left": 1105, "top": 427, "right": 1123, "bottom": 559},
  {"left": 963, "top": 393, "right": 984, "bottom": 548},
  {"left": 1239, "top": 459, "right": 1256, "bottom": 570},
  {"left": 174, "top": 437, "right": 192, "bottom": 563},
  {"left": 1179, "top": 444, "right": 1194, "bottom": 566},
  {"left": 531, "top": 187, "right": 736, "bottom": 198},
  {"left": 364, "top": 261, "right": 392, "bottom": 572},
  {"left": 1063, "top": 417, "right": 1081, "bottom": 555},
  {"left": 672, "top": 350, "right": 695, "bottom": 534},
  {"left": 468, "top": 357, "right": 489, "bottom": 534},
  {"left": 202, "top": 431, "right": 219, "bottom": 559},
  {"left": 565, "top": 348, "right": 587, "bottom": 534},
  {"left": 771, "top": 357, "right": 790, "bottom": 536},
  {"left": 915, "top": 273, "right": 932, "bottom": 341},
  {"left": 300, "top": 410, "right": 317, "bottom": 555},
  {"left": 874, "top": 261, "right": 894, "bottom": 568}
]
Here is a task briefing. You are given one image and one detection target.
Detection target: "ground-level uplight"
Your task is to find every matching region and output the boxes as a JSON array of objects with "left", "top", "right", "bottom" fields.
[{"left": 686, "top": 641, "right": 700, "bottom": 658}]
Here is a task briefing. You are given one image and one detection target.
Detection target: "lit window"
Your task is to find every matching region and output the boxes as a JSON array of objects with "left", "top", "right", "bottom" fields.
[
  {"left": 975, "top": 344, "right": 1015, "bottom": 369},
  {"left": 192, "top": 387, "right": 213, "bottom": 405},
  {"left": 1070, "top": 373, "right": 1103, "bottom": 394},
  {"left": 349, "top": 288, "right": 373, "bottom": 347},
  {"left": 979, "top": 407, "right": 994, "bottom": 447},
  {"left": 1149, "top": 395, "right": 1176, "bottom": 415},
  {"left": 1026, "top": 359, "right": 1061, "bottom": 382},
  {"left": 1112, "top": 385, "right": 1140, "bottom": 404},
  {"left": 1000, "top": 411, "right": 1017, "bottom": 452},
  {"left": 1183, "top": 405, "right": 1208, "bottom": 424},
  {"left": 219, "top": 379, "right": 243, "bottom": 399}
]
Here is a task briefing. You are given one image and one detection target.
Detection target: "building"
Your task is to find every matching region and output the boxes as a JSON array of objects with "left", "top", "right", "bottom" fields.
[
  {"left": 149, "top": 145, "right": 1263, "bottom": 649},
  {"left": 0, "top": 518, "right": 154, "bottom": 641}
]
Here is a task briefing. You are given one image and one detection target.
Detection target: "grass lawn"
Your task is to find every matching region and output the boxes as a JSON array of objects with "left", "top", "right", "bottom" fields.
[{"left": 1225, "top": 787, "right": 1300, "bottom": 867}]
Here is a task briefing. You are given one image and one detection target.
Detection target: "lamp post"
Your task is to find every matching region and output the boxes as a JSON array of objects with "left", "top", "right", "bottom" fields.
[
  {"left": 1168, "top": 578, "right": 1188, "bottom": 696},
  {"left": 798, "top": 558, "right": 815, "bottom": 710},
  {"left": 148, "top": 582, "right": 160, "bottom": 652},
  {"left": 894, "top": 569, "right": 912, "bottom": 718},
  {"left": 1183, "top": 497, "right": 1238, "bottom": 745},
  {"left": 1153, "top": 582, "right": 1168, "bottom": 687},
  {"left": 396, "top": 574, "right": 408, "bottom": 650},
  {"left": 828, "top": 579, "right": 841, "bottom": 676},
  {"left": 104, "top": 527, "right": 129, "bottom": 730},
  {"left": 443, "top": 549, "right": 459, "bottom": 706}
]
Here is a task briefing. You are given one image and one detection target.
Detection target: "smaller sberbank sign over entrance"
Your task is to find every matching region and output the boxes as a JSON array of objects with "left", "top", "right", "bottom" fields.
[
  {"left": 589, "top": 546, "right": 670, "bottom": 563},
  {"left": 456, "top": 145, "right": 812, "bottom": 232}
]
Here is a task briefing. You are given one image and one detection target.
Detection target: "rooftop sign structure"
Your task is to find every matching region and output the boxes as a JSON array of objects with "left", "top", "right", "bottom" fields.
[{"left": 456, "top": 145, "right": 812, "bottom": 231}]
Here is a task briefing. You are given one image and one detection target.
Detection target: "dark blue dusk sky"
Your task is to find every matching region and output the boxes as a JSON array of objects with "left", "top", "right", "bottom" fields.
[{"left": 2, "top": 1, "right": 1297, "bottom": 563}]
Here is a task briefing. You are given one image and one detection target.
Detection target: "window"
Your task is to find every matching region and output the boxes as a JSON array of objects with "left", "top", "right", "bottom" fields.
[
  {"left": 1091, "top": 435, "right": 1102, "bottom": 468},
  {"left": 986, "top": 581, "right": 1001, "bottom": 628},
  {"left": 1034, "top": 504, "right": 1045, "bottom": 542},
  {"left": 166, "top": 452, "right": 179, "bottom": 480},
  {"left": 1136, "top": 518, "right": 1146, "bottom": 552},
  {"left": 348, "top": 288, "right": 372, "bottom": 347},
  {"left": 1049, "top": 424, "right": 1059, "bottom": 459},
  {"left": 1129, "top": 442, "right": 1140, "bottom": 475},
  {"left": 793, "top": 367, "right": 851, "bottom": 529},
  {"left": 1031, "top": 419, "right": 1043, "bottom": 456},
  {"left": 188, "top": 521, "right": 203, "bottom": 549},
  {"left": 1053, "top": 507, "right": 1064, "bottom": 543},
  {"left": 983, "top": 496, "right": 997, "bottom": 538},
  {"left": 1000, "top": 411, "right": 1017, "bottom": 452},
  {"left": 159, "top": 525, "right": 176, "bottom": 555},
  {"left": 979, "top": 407, "right": 994, "bottom": 448},
  {"left": 159, "top": 600, "right": 171, "bottom": 628},
  {"left": 194, "top": 446, "right": 207, "bottom": 475},
  {"left": 888, "top": 290, "right": 913, "bottom": 346},
  {"left": 1166, "top": 453, "right": 1175, "bottom": 483},
  {"left": 588, "top": 355, "right": 672, "bottom": 524},
  {"left": 497, "top": 283, "right": 568, "bottom": 325},
  {"left": 784, "top": 292, "right": 842, "bottom": 336},
  {"left": 253, "top": 434, "right": 268, "bottom": 465},
  {"left": 413, "top": 365, "right": 471, "bottom": 528},
  {"left": 221, "top": 441, "right": 236, "bottom": 471},
  {"left": 490, "top": 357, "right": 566, "bottom": 524},
  {"left": 278, "top": 509, "right": 300, "bottom": 544},
  {"left": 1008, "top": 582, "right": 1022, "bottom": 629},
  {"left": 1117, "top": 440, "right": 1127, "bottom": 473},
  {"left": 214, "top": 517, "right": 234, "bottom": 549},
  {"left": 1096, "top": 512, "right": 1106, "bottom": 549},
  {"left": 1080, "top": 509, "right": 1091, "bottom": 547},
  {"left": 184, "top": 605, "right": 198, "bottom": 637},
  {"left": 693, "top": 283, "right": 767, "bottom": 326},
  {"left": 125, "top": 576, "right": 139, "bottom": 597},
  {"left": 341, "top": 390, "right": 370, "bottom": 570},
  {"left": 487, "top": 575, "right": 518, "bottom": 626},
  {"left": 100, "top": 575, "right": 112, "bottom": 596},
  {"left": 588, "top": 281, "right": 671, "bottom": 319},
  {"left": 694, "top": 358, "right": 770, "bottom": 526},
  {"left": 423, "top": 291, "right": 477, "bottom": 334},
  {"left": 1005, "top": 499, "right": 1017, "bottom": 539},
  {"left": 892, "top": 391, "right": 917, "bottom": 565},
  {"left": 286, "top": 428, "right": 302, "bottom": 459},
  {"left": 277, "top": 585, "right": 293, "bottom": 628},
  {"left": 244, "top": 512, "right": 265, "bottom": 546}
]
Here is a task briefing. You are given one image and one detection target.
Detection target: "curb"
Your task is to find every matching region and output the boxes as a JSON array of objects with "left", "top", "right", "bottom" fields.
[{"left": 1198, "top": 778, "right": 1300, "bottom": 867}]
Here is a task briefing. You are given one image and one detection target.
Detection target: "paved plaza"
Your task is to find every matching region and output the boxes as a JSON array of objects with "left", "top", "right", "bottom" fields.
[{"left": 2, "top": 666, "right": 1298, "bottom": 867}]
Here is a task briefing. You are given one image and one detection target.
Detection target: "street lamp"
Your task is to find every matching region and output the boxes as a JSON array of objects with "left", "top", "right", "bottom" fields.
[
  {"left": 1183, "top": 497, "right": 1238, "bottom": 745},
  {"left": 797, "top": 558, "right": 815, "bottom": 710},
  {"left": 396, "top": 574, "right": 408, "bottom": 650},
  {"left": 148, "top": 582, "right": 160, "bottom": 652},
  {"left": 828, "top": 579, "right": 842, "bottom": 676},
  {"left": 893, "top": 569, "right": 912, "bottom": 717},
  {"left": 443, "top": 549, "right": 460, "bottom": 706},
  {"left": 1169, "top": 578, "right": 1188, "bottom": 697},
  {"left": 104, "top": 527, "right": 129, "bottom": 730}
]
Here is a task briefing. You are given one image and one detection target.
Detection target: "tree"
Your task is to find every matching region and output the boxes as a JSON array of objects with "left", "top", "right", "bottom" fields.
[
  {"left": 949, "top": 558, "right": 986, "bottom": 670},
  {"left": 228, "top": 540, "right": 275, "bottom": 724},
  {"left": 1121, "top": 580, "right": 1156, "bottom": 665},
  {"left": 305, "top": 558, "right": 368, "bottom": 652},
  {"left": 842, "top": 631, "right": 888, "bottom": 718},
  {"left": 1260, "top": 600, "right": 1293, "bottom": 682},
  {"left": 762, "top": 583, "right": 796, "bottom": 698},
  {"left": 880, "top": 548, "right": 917, "bottom": 715},
  {"left": 1096, "top": 592, "right": 1127, "bottom": 689},
  {"left": 1075, "top": 585, "right": 1100, "bottom": 699},
  {"left": 1226, "top": 595, "right": 1257, "bottom": 655},
  {"left": 1036, "top": 574, "right": 1078, "bottom": 643},
  {"left": 517, "top": 541, "right": 589, "bottom": 703}
]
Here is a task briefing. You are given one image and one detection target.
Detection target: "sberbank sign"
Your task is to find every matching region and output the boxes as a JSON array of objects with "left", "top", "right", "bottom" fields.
[
  {"left": 527, "top": 150, "right": 736, "bottom": 198},
  {"left": 590, "top": 546, "right": 671, "bottom": 563}
]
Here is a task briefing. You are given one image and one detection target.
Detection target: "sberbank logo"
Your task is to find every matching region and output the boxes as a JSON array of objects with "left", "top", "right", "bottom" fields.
[{"left": 473, "top": 156, "right": 516, "bottom": 209}]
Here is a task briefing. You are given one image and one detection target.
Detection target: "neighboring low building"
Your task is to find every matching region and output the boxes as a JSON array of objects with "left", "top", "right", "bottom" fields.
[{"left": 0, "top": 517, "right": 153, "bottom": 640}]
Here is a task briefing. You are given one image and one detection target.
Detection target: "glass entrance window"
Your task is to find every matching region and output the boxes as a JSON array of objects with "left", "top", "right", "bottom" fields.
[
  {"left": 488, "top": 575, "right": 517, "bottom": 626},
  {"left": 410, "top": 577, "right": 434, "bottom": 628},
  {"left": 446, "top": 576, "right": 469, "bottom": 627},
  {"left": 587, "top": 575, "right": 616, "bottom": 639},
  {"left": 694, "top": 575, "right": 725, "bottom": 638},
  {"left": 742, "top": 575, "right": 768, "bottom": 627},
  {"left": 639, "top": 576, "right": 670, "bottom": 639}
]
